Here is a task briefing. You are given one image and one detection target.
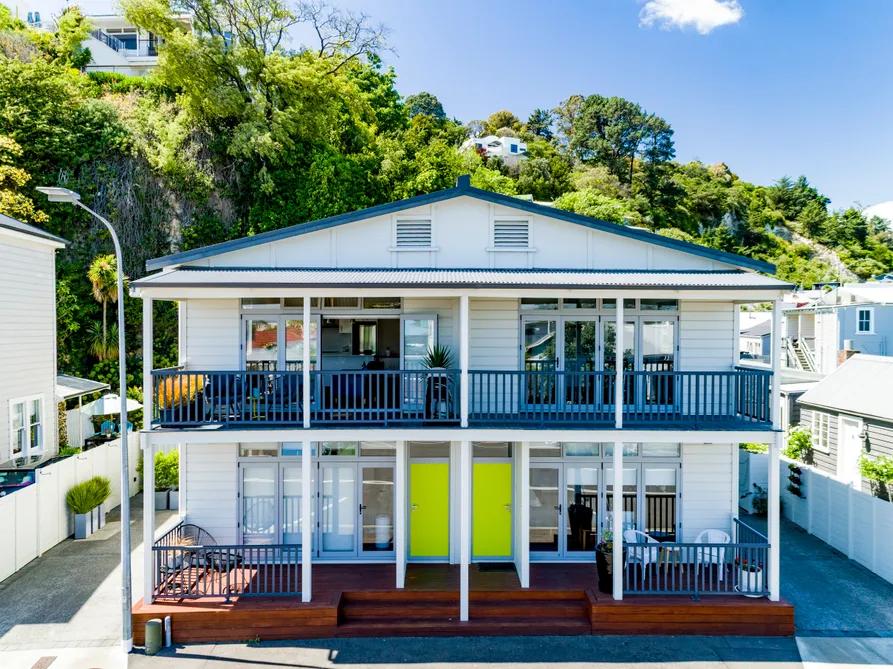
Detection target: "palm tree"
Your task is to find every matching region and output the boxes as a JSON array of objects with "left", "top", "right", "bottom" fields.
[{"left": 87, "top": 254, "right": 126, "bottom": 360}]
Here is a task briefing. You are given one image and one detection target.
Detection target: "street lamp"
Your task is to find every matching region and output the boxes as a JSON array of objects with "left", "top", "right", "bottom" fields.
[{"left": 36, "top": 186, "right": 134, "bottom": 653}]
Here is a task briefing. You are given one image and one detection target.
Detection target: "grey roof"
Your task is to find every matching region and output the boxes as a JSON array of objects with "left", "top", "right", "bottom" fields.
[
  {"left": 741, "top": 320, "right": 772, "bottom": 337},
  {"left": 133, "top": 267, "right": 794, "bottom": 291},
  {"left": 0, "top": 213, "right": 68, "bottom": 245},
  {"left": 57, "top": 374, "right": 110, "bottom": 400},
  {"left": 798, "top": 355, "right": 893, "bottom": 422},
  {"left": 145, "top": 177, "right": 776, "bottom": 274}
]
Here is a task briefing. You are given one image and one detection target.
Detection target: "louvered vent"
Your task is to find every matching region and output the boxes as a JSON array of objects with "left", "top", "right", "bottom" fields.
[
  {"left": 395, "top": 219, "right": 433, "bottom": 247},
  {"left": 493, "top": 220, "right": 530, "bottom": 248}
]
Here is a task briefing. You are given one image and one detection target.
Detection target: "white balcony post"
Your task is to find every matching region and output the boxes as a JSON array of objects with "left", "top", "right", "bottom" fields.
[
  {"left": 768, "top": 432, "right": 782, "bottom": 601},
  {"left": 615, "top": 298, "right": 624, "bottom": 429},
  {"left": 302, "top": 297, "right": 311, "bottom": 429},
  {"left": 459, "top": 440, "right": 471, "bottom": 621},
  {"left": 395, "top": 440, "right": 406, "bottom": 589},
  {"left": 612, "top": 439, "right": 623, "bottom": 600},
  {"left": 519, "top": 441, "right": 530, "bottom": 588},
  {"left": 301, "top": 440, "right": 312, "bottom": 602},
  {"left": 460, "top": 295, "right": 470, "bottom": 428},
  {"left": 771, "top": 299, "right": 782, "bottom": 428},
  {"left": 142, "top": 298, "right": 153, "bottom": 430},
  {"left": 141, "top": 435, "right": 154, "bottom": 605},
  {"left": 732, "top": 304, "right": 741, "bottom": 366}
]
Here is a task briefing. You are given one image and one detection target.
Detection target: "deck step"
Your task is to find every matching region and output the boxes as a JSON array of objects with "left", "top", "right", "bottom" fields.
[{"left": 334, "top": 618, "right": 594, "bottom": 638}]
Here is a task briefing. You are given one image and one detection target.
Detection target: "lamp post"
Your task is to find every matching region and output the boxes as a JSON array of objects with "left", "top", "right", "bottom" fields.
[{"left": 36, "top": 187, "right": 134, "bottom": 653}]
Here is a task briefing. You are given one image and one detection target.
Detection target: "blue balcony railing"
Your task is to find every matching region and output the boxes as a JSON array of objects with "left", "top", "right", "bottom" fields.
[{"left": 150, "top": 367, "right": 772, "bottom": 429}]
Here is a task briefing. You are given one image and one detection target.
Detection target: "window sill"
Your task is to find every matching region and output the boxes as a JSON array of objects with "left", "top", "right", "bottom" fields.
[
  {"left": 388, "top": 246, "right": 439, "bottom": 252},
  {"left": 486, "top": 247, "right": 537, "bottom": 253}
]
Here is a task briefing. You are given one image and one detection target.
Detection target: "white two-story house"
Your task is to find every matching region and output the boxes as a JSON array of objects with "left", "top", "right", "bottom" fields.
[
  {"left": 132, "top": 176, "right": 793, "bottom": 641},
  {"left": 82, "top": 13, "right": 193, "bottom": 77}
]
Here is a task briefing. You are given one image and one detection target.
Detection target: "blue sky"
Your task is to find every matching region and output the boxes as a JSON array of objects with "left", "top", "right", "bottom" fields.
[{"left": 28, "top": 0, "right": 893, "bottom": 208}]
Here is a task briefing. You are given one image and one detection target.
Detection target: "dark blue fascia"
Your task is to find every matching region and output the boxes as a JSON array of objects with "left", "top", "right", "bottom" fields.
[{"left": 146, "top": 177, "right": 776, "bottom": 274}]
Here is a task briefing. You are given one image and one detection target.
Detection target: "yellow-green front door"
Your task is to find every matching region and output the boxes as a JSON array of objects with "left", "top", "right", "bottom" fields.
[
  {"left": 473, "top": 462, "right": 513, "bottom": 559},
  {"left": 409, "top": 463, "right": 449, "bottom": 558}
]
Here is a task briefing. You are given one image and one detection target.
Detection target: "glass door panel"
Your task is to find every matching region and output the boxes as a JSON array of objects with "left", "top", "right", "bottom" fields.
[
  {"left": 604, "top": 467, "right": 639, "bottom": 532},
  {"left": 642, "top": 320, "right": 676, "bottom": 406},
  {"left": 282, "top": 466, "right": 314, "bottom": 547},
  {"left": 245, "top": 319, "right": 279, "bottom": 371},
  {"left": 360, "top": 466, "right": 395, "bottom": 555},
  {"left": 603, "top": 320, "right": 636, "bottom": 405},
  {"left": 644, "top": 467, "right": 678, "bottom": 542},
  {"left": 523, "top": 318, "right": 558, "bottom": 408},
  {"left": 563, "top": 319, "right": 597, "bottom": 408},
  {"left": 242, "top": 465, "right": 277, "bottom": 545},
  {"left": 529, "top": 467, "right": 560, "bottom": 554},
  {"left": 284, "top": 317, "right": 318, "bottom": 371},
  {"left": 402, "top": 316, "right": 437, "bottom": 412},
  {"left": 320, "top": 464, "right": 357, "bottom": 555},
  {"left": 566, "top": 466, "right": 599, "bottom": 553}
]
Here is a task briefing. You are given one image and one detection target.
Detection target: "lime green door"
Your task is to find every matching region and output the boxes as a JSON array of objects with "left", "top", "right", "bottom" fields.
[
  {"left": 409, "top": 463, "right": 450, "bottom": 558},
  {"left": 473, "top": 462, "right": 513, "bottom": 559}
]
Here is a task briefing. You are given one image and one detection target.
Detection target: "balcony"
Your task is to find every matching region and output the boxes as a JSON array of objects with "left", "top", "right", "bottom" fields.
[{"left": 150, "top": 367, "right": 772, "bottom": 430}]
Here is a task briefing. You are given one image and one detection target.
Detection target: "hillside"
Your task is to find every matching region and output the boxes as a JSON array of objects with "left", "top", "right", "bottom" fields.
[{"left": 1, "top": 1, "right": 891, "bottom": 392}]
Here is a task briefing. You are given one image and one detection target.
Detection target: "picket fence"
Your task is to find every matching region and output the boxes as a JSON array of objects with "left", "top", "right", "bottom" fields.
[
  {"left": 741, "top": 450, "right": 893, "bottom": 587},
  {"left": 0, "top": 433, "right": 141, "bottom": 582}
]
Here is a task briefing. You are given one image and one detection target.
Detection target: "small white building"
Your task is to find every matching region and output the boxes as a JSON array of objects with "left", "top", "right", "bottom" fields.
[
  {"left": 81, "top": 13, "right": 193, "bottom": 77},
  {"left": 462, "top": 135, "right": 528, "bottom": 162}
]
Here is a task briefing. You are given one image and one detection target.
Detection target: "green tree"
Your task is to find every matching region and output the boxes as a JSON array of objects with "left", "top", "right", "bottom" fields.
[
  {"left": 526, "top": 108, "right": 553, "bottom": 141},
  {"left": 87, "top": 255, "right": 126, "bottom": 361},
  {"left": 554, "top": 189, "right": 643, "bottom": 226},
  {"left": 797, "top": 199, "right": 828, "bottom": 237},
  {"left": 485, "top": 110, "right": 519, "bottom": 134},
  {"left": 552, "top": 94, "right": 583, "bottom": 150},
  {"left": 0, "top": 135, "right": 48, "bottom": 223},
  {"left": 404, "top": 91, "right": 444, "bottom": 120}
]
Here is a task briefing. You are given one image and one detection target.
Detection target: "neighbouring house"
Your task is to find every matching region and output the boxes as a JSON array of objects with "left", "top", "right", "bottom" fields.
[
  {"left": 80, "top": 13, "right": 193, "bottom": 76},
  {"left": 739, "top": 319, "right": 771, "bottom": 363},
  {"left": 796, "top": 354, "right": 893, "bottom": 493},
  {"left": 131, "top": 175, "right": 794, "bottom": 642},
  {"left": 461, "top": 135, "right": 528, "bottom": 163},
  {"left": 0, "top": 214, "right": 67, "bottom": 468}
]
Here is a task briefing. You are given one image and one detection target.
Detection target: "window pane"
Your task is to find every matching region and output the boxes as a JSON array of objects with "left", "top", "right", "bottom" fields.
[
  {"left": 564, "top": 442, "right": 600, "bottom": 457},
  {"left": 11, "top": 402, "right": 24, "bottom": 431},
  {"left": 640, "top": 299, "right": 679, "bottom": 311},
  {"left": 285, "top": 319, "right": 317, "bottom": 370},
  {"left": 240, "top": 443, "right": 278, "bottom": 457},
  {"left": 281, "top": 442, "right": 317, "bottom": 457},
  {"left": 602, "top": 299, "right": 636, "bottom": 310},
  {"left": 409, "top": 441, "right": 450, "bottom": 458},
  {"left": 642, "top": 443, "right": 681, "bottom": 457},
  {"left": 242, "top": 465, "right": 277, "bottom": 544},
  {"left": 529, "top": 442, "right": 561, "bottom": 458},
  {"left": 364, "top": 297, "right": 401, "bottom": 309},
  {"left": 604, "top": 443, "right": 639, "bottom": 457},
  {"left": 520, "top": 298, "right": 558, "bottom": 310},
  {"left": 241, "top": 298, "right": 280, "bottom": 309},
  {"left": 245, "top": 319, "right": 278, "bottom": 370},
  {"left": 361, "top": 466, "right": 394, "bottom": 551},
  {"left": 472, "top": 442, "right": 512, "bottom": 458},
  {"left": 563, "top": 298, "right": 598, "bottom": 310},
  {"left": 283, "top": 297, "right": 320, "bottom": 308},
  {"left": 320, "top": 441, "right": 357, "bottom": 456},
  {"left": 29, "top": 399, "right": 40, "bottom": 426},
  {"left": 324, "top": 297, "right": 361, "bottom": 308},
  {"left": 360, "top": 441, "right": 397, "bottom": 457},
  {"left": 403, "top": 318, "right": 436, "bottom": 369}
]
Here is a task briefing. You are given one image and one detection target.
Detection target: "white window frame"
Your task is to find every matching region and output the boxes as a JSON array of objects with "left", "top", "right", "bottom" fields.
[
  {"left": 811, "top": 411, "right": 832, "bottom": 454},
  {"left": 9, "top": 394, "right": 45, "bottom": 460},
  {"left": 856, "top": 307, "right": 874, "bottom": 334}
]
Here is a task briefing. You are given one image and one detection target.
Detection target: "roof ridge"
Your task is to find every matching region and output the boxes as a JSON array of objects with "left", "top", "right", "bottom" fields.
[{"left": 176, "top": 266, "right": 747, "bottom": 275}]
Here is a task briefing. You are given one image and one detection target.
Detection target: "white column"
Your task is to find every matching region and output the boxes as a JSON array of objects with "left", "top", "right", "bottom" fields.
[
  {"left": 301, "top": 440, "right": 312, "bottom": 602},
  {"left": 302, "top": 297, "right": 311, "bottom": 429},
  {"left": 395, "top": 440, "right": 407, "bottom": 589},
  {"left": 519, "top": 441, "right": 530, "bottom": 589},
  {"left": 142, "top": 298, "right": 153, "bottom": 431},
  {"left": 612, "top": 439, "right": 623, "bottom": 600},
  {"left": 460, "top": 295, "right": 470, "bottom": 428},
  {"left": 768, "top": 432, "right": 781, "bottom": 601},
  {"left": 615, "top": 298, "right": 624, "bottom": 429},
  {"left": 732, "top": 304, "right": 741, "bottom": 365},
  {"left": 771, "top": 299, "right": 783, "bottom": 429},
  {"left": 459, "top": 440, "right": 471, "bottom": 621},
  {"left": 142, "top": 435, "right": 155, "bottom": 605}
]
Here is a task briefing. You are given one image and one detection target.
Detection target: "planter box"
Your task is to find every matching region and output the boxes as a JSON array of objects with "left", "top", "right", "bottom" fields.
[
  {"left": 74, "top": 503, "right": 106, "bottom": 539},
  {"left": 155, "top": 490, "right": 169, "bottom": 510},
  {"left": 596, "top": 548, "right": 626, "bottom": 594},
  {"left": 169, "top": 489, "right": 179, "bottom": 511},
  {"left": 738, "top": 568, "right": 764, "bottom": 597}
]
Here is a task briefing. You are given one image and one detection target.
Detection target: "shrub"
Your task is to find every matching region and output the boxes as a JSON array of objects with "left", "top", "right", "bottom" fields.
[
  {"left": 783, "top": 426, "right": 813, "bottom": 462},
  {"left": 740, "top": 442, "right": 768, "bottom": 454},
  {"left": 859, "top": 455, "right": 893, "bottom": 484},
  {"left": 137, "top": 449, "right": 180, "bottom": 489},
  {"left": 66, "top": 476, "right": 112, "bottom": 514},
  {"left": 58, "top": 446, "right": 82, "bottom": 456},
  {"left": 156, "top": 374, "right": 204, "bottom": 410}
]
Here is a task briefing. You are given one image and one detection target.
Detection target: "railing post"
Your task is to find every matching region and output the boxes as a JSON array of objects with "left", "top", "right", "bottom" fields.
[
  {"left": 460, "top": 295, "right": 469, "bottom": 428},
  {"left": 771, "top": 299, "right": 782, "bottom": 430},
  {"left": 301, "top": 439, "right": 312, "bottom": 602},
  {"left": 768, "top": 432, "right": 782, "bottom": 601},
  {"left": 302, "top": 297, "right": 311, "bottom": 429},
  {"left": 612, "top": 439, "right": 623, "bottom": 600}
]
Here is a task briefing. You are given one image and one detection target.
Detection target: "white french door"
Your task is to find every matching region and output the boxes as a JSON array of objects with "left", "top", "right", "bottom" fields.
[
  {"left": 243, "top": 315, "right": 320, "bottom": 371},
  {"left": 529, "top": 463, "right": 600, "bottom": 559}
]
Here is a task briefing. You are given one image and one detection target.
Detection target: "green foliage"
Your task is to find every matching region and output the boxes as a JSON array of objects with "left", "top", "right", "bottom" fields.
[
  {"left": 421, "top": 344, "right": 456, "bottom": 369},
  {"left": 860, "top": 455, "right": 893, "bottom": 484},
  {"left": 405, "top": 91, "right": 444, "bottom": 120},
  {"left": 784, "top": 426, "right": 813, "bottom": 462},
  {"left": 66, "top": 476, "right": 112, "bottom": 514},
  {"left": 136, "top": 448, "right": 180, "bottom": 490},
  {"left": 553, "top": 189, "right": 642, "bottom": 226},
  {"left": 739, "top": 443, "right": 768, "bottom": 454},
  {"left": 59, "top": 446, "right": 82, "bottom": 456}
]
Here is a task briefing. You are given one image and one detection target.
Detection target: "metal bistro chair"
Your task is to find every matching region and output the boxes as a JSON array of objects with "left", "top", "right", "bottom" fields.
[
  {"left": 268, "top": 374, "right": 302, "bottom": 422},
  {"left": 99, "top": 420, "right": 117, "bottom": 435},
  {"left": 204, "top": 374, "right": 244, "bottom": 422}
]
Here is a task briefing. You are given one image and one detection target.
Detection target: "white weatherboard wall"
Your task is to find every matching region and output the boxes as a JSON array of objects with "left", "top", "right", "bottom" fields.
[
  {"left": 404, "top": 297, "right": 457, "bottom": 353},
  {"left": 469, "top": 298, "right": 519, "bottom": 371},
  {"left": 681, "top": 443, "right": 733, "bottom": 541},
  {"left": 184, "top": 443, "right": 239, "bottom": 544},
  {"left": 679, "top": 301, "right": 735, "bottom": 371},
  {"left": 185, "top": 299, "right": 240, "bottom": 369}
]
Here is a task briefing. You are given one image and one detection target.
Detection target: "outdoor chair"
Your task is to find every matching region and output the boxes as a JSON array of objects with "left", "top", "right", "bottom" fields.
[
  {"left": 204, "top": 374, "right": 244, "bottom": 421},
  {"left": 623, "top": 529, "right": 661, "bottom": 567},
  {"left": 99, "top": 420, "right": 116, "bottom": 435},
  {"left": 695, "top": 529, "right": 731, "bottom": 581},
  {"left": 268, "top": 375, "right": 302, "bottom": 421}
]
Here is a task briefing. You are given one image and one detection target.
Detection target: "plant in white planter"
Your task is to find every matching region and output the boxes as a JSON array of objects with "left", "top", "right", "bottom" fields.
[
  {"left": 67, "top": 476, "right": 112, "bottom": 539},
  {"left": 422, "top": 344, "right": 456, "bottom": 419},
  {"left": 159, "top": 450, "right": 180, "bottom": 511},
  {"left": 735, "top": 557, "right": 764, "bottom": 597}
]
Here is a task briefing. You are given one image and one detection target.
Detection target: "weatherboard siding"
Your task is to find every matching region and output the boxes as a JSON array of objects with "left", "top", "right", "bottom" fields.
[
  {"left": 681, "top": 443, "right": 733, "bottom": 541},
  {"left": 184, "top": 443, "right": 239, "bottom": 544},
  {"left": 0, "top": 234, "right": 58, "bottom": 460},
  {"left": 679, "top": 301, "right": 735, "bottom": 371},
  {"left": 184, "top": 299, "right": 240, "bottom": 369}
]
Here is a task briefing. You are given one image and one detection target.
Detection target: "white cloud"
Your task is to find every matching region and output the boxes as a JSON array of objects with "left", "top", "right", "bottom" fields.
[{"left": 639, "top": 0, "right": 744, "bottom": 35}]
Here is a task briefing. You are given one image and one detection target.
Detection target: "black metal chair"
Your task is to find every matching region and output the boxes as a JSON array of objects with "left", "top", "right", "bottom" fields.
[
  {"left": 179, "top": 523, "right": 216, "bottom": 547},
  {"left": 204, "top": 374, "right": 244, "bottom": 421},
  {"left": 268, "top": 375, "right": 302, "bottom": 421}
]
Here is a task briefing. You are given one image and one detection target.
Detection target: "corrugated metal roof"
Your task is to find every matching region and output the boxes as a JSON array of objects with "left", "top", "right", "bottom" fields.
[
  {"left": 798, "top": 354, "right": 893, "bottom": 422},
  {"left": 57, "top": 374, "right": 110, "bottom": 400},
  {"left": 133, "top": 267, "right": 794, "bottom": 290},
  {"left": 0, "top": 213, "right": 68, "bottom": 245}
]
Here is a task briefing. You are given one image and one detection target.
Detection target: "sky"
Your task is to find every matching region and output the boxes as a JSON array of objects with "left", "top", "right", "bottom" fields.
[{"left": 22, "top": 0, "right": 893, "bottom": 209}]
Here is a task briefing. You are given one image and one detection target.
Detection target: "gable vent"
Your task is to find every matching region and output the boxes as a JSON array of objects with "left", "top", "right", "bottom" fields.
[
  {"left": 493, "top": 220, "right": 530, "bottom": 248},
  {"left": 395, "top": 219, "right": 433, "bottom": 247}
]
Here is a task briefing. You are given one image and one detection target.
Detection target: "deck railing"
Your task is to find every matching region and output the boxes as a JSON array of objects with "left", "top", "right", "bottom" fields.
[{"left": 151, "top": 367, "right": 771, "bottom": 428}]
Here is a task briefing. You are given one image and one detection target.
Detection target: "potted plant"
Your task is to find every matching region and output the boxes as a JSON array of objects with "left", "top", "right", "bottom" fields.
[
  {"left": 137, "top": 450, "right": 178, "bottom": 509},
  {"left": 159, "top": 450, "right": 180, "bottom": 511},
  {"left": 422, "top": 344, "right": 456, "bottom": 419},
  {"left": 156, "top": 374, "right": 204, "bottom": 425},
  {"left": 67, "top": 476, "right": 112, "bottom": 539},
  {"left": 735, "top": 557, "right": 764, "bottom": 597},
  {"left": 595, "top": 530, "right": 624, "bottom": 594}
]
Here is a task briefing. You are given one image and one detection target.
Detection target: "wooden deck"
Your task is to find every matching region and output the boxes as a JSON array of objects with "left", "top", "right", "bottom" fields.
[{"left": 133, "top": 563, "right": 794, "bottom": 643}]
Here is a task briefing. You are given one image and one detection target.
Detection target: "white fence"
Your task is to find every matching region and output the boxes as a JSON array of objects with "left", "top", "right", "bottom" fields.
[
  {"left": 0, "top": 433, "right": 140, "bottom": 582},
  {"left": 740, "top": 450, "right": 893, "bottom": 587}
]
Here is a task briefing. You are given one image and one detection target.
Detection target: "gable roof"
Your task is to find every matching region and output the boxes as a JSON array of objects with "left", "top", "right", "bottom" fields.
[
  {"left": 798, "top": 354, "right": 893, "bottom": 422},
  {"left": 0, "top": 213, "right": 68, "bottom": 246},
  {"left": 145, "top": 176, "right": 776, "bottom": 273}
]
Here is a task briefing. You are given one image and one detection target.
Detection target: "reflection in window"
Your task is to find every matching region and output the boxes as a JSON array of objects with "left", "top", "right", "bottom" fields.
[
  {"left": 520, "top": 298, "right": 559, "bottom": 310},
  {"left": 245, "top": 319, "right": 278, "bottom": 370}
]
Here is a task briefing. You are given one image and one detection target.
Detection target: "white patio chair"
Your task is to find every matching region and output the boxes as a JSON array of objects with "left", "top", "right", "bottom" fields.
[
  {"left": 623, "top": 529, "right": 661, "bottom": 567},
  {"left": 694, "top": 529, "right": 731, "bottom": 581}
]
